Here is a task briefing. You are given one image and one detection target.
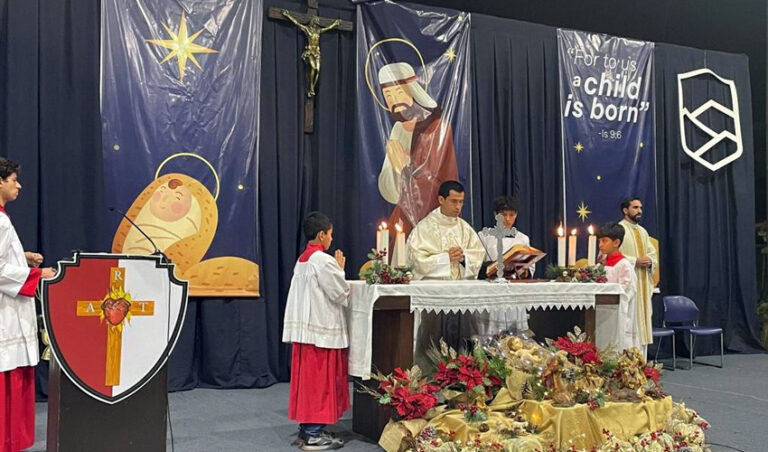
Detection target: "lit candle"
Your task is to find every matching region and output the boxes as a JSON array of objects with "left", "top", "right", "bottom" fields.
[
  {"left": 587, "top": 224, "right": 597, "bottom": 266},
  {"left": 393, "top": 221, "right": 407, "bottom": 268},
  {"left": 376, "top": 222, "right": 389, "bottom": 264},
  {"left": 557, "top": 225, "right": 566, "bottom": 267},
  {"left": 568, "top": 228, "right": 577, "bottom": 267}
]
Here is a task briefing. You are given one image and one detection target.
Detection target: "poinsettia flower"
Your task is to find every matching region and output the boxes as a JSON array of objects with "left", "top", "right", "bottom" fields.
[
  {"left": 433, "top": 361, "right": 459, "bottom": 387},
  {"left": 392, "top": 367, "right": 411, "bottom": 383},
  {"left": 457, "top": 365, "right": 485, "bottom": 389},
  {"left": 643, "top": 366, "right": 661, "bottom": 383}
]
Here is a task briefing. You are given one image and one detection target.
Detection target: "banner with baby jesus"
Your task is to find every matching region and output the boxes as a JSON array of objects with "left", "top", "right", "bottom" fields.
[{"left": 100, "top": 0, "right": 262, "bottom": 296}]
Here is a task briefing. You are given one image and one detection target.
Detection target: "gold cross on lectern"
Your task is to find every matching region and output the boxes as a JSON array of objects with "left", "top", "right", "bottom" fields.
[{"left": 76, "top": 267, "right": 155, "bottom": 386}]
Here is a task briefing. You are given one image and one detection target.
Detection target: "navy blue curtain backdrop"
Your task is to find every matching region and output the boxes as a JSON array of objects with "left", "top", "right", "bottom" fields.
[
  {"left": 0, "top": 0, "right": 760, "bottom": 401},
  {"left": 655, "top": 44, "right": 762, "bottom": 353}
]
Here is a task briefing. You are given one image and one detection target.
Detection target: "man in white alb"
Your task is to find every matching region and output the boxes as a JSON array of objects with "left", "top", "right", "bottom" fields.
[{"left": 618, "top": 197, "right": 657, "bottom": 356}]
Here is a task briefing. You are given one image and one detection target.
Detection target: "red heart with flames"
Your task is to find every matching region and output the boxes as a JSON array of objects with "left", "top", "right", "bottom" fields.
[{"left": 101, "top": 298, "right": 131, "bottom": 325}]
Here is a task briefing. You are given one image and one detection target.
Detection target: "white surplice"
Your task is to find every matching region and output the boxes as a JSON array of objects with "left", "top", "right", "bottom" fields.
[
  {"left": 596, "top": 257, "right": 641, "bottom": 352},
  {"left": 0, "top": 212, "right": 39, "bottom": 372}
]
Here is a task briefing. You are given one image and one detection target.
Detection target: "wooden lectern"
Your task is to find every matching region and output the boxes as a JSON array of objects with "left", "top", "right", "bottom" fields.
[
  {"left": 46, "top": 360, "right": 168, "bottom": 452},
  {"left": 41, "top": 253, "right": 188, "bottom": 452}
]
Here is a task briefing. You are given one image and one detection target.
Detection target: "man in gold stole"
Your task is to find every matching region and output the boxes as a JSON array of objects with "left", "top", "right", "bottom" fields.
[{"left": 619, "top": 197, "right": 657, "bottom": 356}]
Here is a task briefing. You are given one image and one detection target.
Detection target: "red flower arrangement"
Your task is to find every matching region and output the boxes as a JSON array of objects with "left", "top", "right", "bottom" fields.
[
  {"left": 357, "top": 365, "right": 441, "bottom": 420},
  {"left": 643, "top": 365, "right": 661, "bottom": 384},
  {"left": 550, "top": 335, "right": 602, "bottom": 365},
  {"left": 432, "top": 351, "right": 504, "bottom": 398}
]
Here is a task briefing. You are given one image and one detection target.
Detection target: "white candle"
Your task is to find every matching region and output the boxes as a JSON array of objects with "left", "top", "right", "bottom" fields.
[
  {"left": 377, "top": 222, "right": 390, "bottom": 264},
  {"left": 394, "top": 222, "right": 406, "bottom": 268},
  {"left": 587, "top": 224, "right": 597, "bottom": 266},
  {"left": 568, "top": 228, "right": 577, "bottom": 267},
  {"left": 557, "top": 225, "right": 566, "bottom": 267}
]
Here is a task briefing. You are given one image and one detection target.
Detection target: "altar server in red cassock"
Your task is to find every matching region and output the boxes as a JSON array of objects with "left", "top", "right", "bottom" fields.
[
  {"left": 0, "top": 157, "right": 56, "bottom": 452},
  {"left": 283, "top": 211, "right": 351, "bottom": 450}
]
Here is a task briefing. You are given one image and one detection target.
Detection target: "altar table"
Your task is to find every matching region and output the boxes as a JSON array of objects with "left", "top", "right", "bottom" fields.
[{"left": 346, "top": 280, "right": 622, "bottom": 440}]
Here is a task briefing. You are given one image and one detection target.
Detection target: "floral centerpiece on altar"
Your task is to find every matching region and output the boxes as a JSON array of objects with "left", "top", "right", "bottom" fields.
[
  {"left": 360, "top": 249, "right": 413, "bottom": 285},
  {"left": 545, "top": 263, "right": 608, "bottom": 283}
]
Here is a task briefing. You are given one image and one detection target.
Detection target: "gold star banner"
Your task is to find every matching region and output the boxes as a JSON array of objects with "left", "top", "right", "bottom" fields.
[
  {"left": 147, "top": 12, "right": 218, "bottom": 81},
  {"left": 101, "top": 1, "right": 262, "bottom": 296}
]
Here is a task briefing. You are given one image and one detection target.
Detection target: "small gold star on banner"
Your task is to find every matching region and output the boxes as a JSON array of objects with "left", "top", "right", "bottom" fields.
[
  {"left": 444, "top": 48, "right": 456, "bottom": 63},
  {"left": 147, "top": 12, "right": 218, "bottom": 81},
  {"left": 573, "top": 142, "right": 584, "bottom": 153},
  {"left": 576, "top": 202, "right": 591, "bottom": 221},
  {"left": 639, "top": 142, "right": 644, "bottom": 148}
]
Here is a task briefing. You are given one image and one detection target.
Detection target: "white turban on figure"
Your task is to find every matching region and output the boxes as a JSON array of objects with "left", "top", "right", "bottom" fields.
[{"left": 378, "top": 62, "right": 437, "bottom": 109}]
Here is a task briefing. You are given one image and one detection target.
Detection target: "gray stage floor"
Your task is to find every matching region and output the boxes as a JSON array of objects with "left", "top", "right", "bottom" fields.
[{"left": 30, "top": 353, "right": 767, "bottom": 452}]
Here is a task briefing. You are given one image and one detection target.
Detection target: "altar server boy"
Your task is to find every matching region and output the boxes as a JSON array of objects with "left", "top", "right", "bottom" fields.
[
  {"left": 283, "top": 211, "right": 350, "bottom": 450},
  {"left": 596, "top": 222, "right": 641, "bottom": 352}
]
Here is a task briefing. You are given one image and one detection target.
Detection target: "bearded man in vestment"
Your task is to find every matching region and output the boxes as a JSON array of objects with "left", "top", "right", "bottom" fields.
[
  {"left": 377, "top": 62, "right": 458, "bottom": 234},
  {"left": 618, "top": 197, "right": 657, "bottom": 356},
  {"left": 407, "top": 181, "right": 485, "bottom": 365}
]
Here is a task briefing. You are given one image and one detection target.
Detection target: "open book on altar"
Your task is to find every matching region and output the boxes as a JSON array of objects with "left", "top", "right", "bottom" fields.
[{"left": 486, "top": 244, "right": 547, "bottom": 279}]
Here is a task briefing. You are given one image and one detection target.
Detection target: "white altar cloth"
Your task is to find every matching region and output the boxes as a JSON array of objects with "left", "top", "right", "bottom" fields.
[{"left": 346, "top": 280, "right": 622, "bottom": 379}]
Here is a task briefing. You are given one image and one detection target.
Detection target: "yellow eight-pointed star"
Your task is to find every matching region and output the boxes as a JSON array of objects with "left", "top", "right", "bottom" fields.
[
  {"left": 573, "top": 142, "right": 584, "bottom": 153},
  {"left": 576, "top": 202, "right": 591, "bottom": 221},
  {"left": 444, "top": 47, "right": 457, "bottom": 63},
  {"left": 147, "top": 13, "right": 218, "bottom": 81}
]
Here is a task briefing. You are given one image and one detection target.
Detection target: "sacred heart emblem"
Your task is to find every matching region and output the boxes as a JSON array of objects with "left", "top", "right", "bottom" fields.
[
  {"left": 41, "top": 253, "right": 189, "bottom": 404},
  {"left": 101, "top": 298, "right": 131, "bottom": 325}
]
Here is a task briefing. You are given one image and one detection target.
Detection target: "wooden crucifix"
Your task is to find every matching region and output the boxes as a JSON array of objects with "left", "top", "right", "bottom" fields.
[{"left": 268, "top": 0, "right": 353, "bottom": 133}]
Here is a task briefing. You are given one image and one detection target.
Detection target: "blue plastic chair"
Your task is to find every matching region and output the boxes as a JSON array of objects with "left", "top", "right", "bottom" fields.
[
  {"left": 663, "top": 295, "right": 724, "bottom": 369},
  {"left": 651, "top": 327, "right": 675, "bottom": 370}
]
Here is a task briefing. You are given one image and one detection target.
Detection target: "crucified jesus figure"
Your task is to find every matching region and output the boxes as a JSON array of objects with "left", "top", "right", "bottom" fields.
[{"left": 282, "top": 10, "right": 341, "bottom": 97}]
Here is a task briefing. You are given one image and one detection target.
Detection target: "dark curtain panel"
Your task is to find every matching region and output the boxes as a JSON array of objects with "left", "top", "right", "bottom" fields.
[
  {"left": 655, "top": 44, "right": 762, "bottom": 353},
  {"left": 0, "top": 0, "right": 107, "bottom": 398},
  {"left": 469, "top": 15, "right": 561, "bottom": 266},
  {"left": 258, "top": 0, "right": 359, "bottom": 381}
]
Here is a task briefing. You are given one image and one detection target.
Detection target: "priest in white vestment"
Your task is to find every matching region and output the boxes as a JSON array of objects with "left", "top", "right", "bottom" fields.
[
  {"left": 475, "top": 196, "right": 532, "bottom": 335},
  {"left": 407, "top": 181, "right": 485, "bottom": 365},
  {"left": 618, "top": 198, "right": 657, "bottom": 355},
  {"left": 407, "top": 181, "right": 485, "bottom": 280}
]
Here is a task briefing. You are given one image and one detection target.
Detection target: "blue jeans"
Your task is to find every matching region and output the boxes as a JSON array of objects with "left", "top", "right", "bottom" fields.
[{"left": 300, "top": 423, "right": 326, "bottom": 438}]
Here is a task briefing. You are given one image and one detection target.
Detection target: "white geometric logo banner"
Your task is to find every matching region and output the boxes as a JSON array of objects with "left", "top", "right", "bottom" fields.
[{"left": 677, "top": 68, "right": 743, "bottom": 172}]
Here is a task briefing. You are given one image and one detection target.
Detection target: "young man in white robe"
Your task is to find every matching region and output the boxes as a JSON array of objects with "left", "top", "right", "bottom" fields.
[
  {"left": 595, "top": 222, "right": 641, "bottom": 352},
  {"left": 406, "top": 181, "right": 486, "bottom": 364},
  {"left": 0, "top": 157, "right": 56, "bottom": 451},
  {"left": 618, "top": 197, "right": 657, "bottom": 356},
  {"left": 475, "top": 196, "right": 532, "bottom": 335}
]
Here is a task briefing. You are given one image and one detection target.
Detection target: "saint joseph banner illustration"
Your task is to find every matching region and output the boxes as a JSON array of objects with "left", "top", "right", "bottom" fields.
[
  {"left": 101, "top": 0, "right": 262, "bottom": 296},
  {"left": 356, "top": 0, "right": 472, "bottom": 240},
  {"left": 558, "top": 30, "right": 657, "bottom": 237}
]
